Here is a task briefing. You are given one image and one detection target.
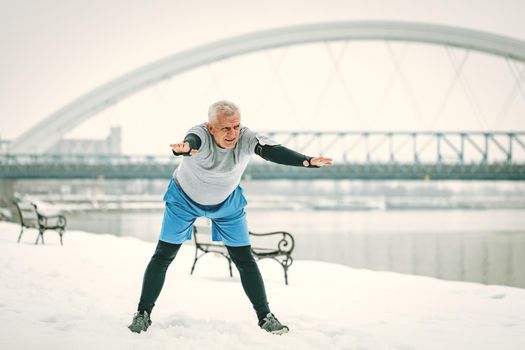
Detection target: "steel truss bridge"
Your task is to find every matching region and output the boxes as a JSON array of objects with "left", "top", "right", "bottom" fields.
[
  {"left": 3, "top": 21, "right": 524, "bottom": 181},
  {"left": 1, "top": 131, "right": 524, "bottom": 180}
]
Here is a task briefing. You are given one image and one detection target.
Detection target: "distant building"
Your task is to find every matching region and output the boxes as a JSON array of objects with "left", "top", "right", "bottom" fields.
[{"left": 46, "top": 127, "right": 122, "bottom": 155}]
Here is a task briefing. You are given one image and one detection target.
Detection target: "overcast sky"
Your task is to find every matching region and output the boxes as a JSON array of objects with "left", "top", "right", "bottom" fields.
[{"left": 1, "top": 0, "right": 524, "bottom": 147}]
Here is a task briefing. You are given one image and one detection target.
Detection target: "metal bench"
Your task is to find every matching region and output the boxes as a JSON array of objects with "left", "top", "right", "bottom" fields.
[
  {"left": 190, "top": 225, "right": 295, "bottom": 285},
  {"left": 13, "top": 200, "right": 67, "bottom": 245}
]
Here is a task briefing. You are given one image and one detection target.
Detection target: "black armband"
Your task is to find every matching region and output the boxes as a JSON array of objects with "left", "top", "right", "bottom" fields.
[
  {"left": 172, "top": 133, "right": 202, "bottom": 156},
  {"left": 254, "top": 143, "right": 318, "bottom": 168}
]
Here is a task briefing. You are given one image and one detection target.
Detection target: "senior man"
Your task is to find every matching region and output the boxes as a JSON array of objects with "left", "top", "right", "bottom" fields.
[{"left": 129, "top": 100, "right": 332, "bottom": 335}]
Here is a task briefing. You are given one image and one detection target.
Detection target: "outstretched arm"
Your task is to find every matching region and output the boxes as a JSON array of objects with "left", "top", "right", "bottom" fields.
[
  {"left": 255, "top": 143, "right": 333, "bottom": 167},
  {"left": 170, "top": 133, "right": 202, "bottom": 156}
]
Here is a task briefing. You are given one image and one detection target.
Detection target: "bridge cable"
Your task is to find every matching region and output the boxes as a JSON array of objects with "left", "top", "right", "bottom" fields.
[
  {"left": 309, "top": 41, "right": 350, "bottom": 126},
  {"left": 257, "top": 47, "right": 300, "bottom": 125},
  {"left": 325, "top": 40, "right": 364, "bottom": 125},
  {"left": 509, "top": 60, "right": 525, "bottom": 101},
  {"left": 496, "top": 58, "right": 525, "bottom": 129},
  {"left": 374, "top": 42, "right": 410, "bottom": 126},
  {"left": 385, "top": 41, "right": 426, "bottom": 129},
  {"left": 254, "top": 48, "right": 289, "bottom": 122},
  {"left": 269, "top": 48, "right": 301, "bottom": 126},
  {"left": 430, "top": 48, "right": 470, "bottom": 130},
  {"left": 446, "top": 48, "right": 489, "bottom": 130}
]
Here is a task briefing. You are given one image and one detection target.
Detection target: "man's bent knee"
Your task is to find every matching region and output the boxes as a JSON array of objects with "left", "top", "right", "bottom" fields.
[
  {"left": 151, "top": 240, "right": 181, "bottom": 264},
  {"left": 227, "top": 245, "right": 257, "bottom": 266}
]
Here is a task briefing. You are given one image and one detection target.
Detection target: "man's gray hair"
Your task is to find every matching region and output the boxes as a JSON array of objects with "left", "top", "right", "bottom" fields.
[{"left": 208, "top": 100, "right": 240, "bottom": 123}]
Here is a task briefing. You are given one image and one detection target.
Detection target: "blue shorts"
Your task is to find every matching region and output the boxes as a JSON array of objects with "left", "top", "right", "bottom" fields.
[{"left": 159, "top": 177, "right": 250, "bottom": 247}]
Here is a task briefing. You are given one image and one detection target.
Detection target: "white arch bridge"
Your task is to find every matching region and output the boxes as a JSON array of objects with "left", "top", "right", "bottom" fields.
[
  {"left": 8, "top": 20, "right": 525, "bottom": 154},
  {"left": 4, "top": 21, "right": 525, "bottom": 180}
]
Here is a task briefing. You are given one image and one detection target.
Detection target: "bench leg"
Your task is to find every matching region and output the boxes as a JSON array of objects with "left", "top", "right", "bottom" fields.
[
  {"left": 282, "top": 257, "right": 293, "bottom": 285},
  {"left": 190, "top": 258, "right": 198, "bottom": 275},
  {"left": 227, "top": 256, "right": 233, "bottom": 278},
  {"left": 190, "top": 249, "right": 234, "bottom": 278},
  {"left": 35, "top": 229, "right": 45, "bottom": 245},
  {"left": 190, "top": 248, "right": 203, "bottom": 275},
  {"left": 17, "top": 227, "right": 24, "bottom": 243}
]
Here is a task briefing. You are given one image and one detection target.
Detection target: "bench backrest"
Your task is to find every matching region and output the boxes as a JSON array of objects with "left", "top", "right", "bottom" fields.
[
  {"left": 193, "top": 225, "right": 294, "bottom": 255},
  {"left": 13, "top": 201, "right": 39, "bottom": 228}
]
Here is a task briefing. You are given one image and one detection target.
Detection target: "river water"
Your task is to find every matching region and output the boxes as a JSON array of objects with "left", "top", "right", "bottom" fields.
[{"left": 48, "top": 179, "right": 525, "bottom": 289}]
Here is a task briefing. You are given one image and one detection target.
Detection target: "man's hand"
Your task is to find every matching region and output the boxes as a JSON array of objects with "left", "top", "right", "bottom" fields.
[
  {"left": 303, "top": 157, "right": 333, "bottom": 167},
  {"left": 170, "top": 142, "right": 199, "bottom": 156}
]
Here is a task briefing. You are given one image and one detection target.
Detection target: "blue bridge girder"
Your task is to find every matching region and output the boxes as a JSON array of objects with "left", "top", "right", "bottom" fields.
[{"left": 1, "top": 131, "right": 525, "bottom": 180}]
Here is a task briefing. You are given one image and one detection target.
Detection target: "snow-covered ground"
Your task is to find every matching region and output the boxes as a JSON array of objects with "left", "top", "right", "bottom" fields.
[{"left": 1, "top": 221, "right": 524, "bottom": 350}]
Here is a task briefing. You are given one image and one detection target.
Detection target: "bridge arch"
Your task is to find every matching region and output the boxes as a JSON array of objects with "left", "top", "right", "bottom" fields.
[{"left": 10, "top": 21, "right": 525, "bottom": 153}]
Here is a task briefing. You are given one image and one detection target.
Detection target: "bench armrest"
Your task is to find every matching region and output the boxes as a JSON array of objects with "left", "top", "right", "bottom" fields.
[
  {"left": 37, "top": 214, "right": 66, "bottom": 228},
  {"left": 31, "top": 203, "right": 67, "bottom": 229},
  {"left": 249, "top": 231, "right": 295, "bottom": 254}
]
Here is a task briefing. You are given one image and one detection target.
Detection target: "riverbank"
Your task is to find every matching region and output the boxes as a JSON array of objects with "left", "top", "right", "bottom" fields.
[{"left": 1, "top": 221, "right": 524, "bottom": 349}]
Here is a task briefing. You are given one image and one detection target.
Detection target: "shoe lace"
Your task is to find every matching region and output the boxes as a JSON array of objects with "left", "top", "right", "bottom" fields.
[
  {"left": 262, "top": 313, "right": 282, "bottom": 329},
  {"left": 133, "top": 312, "right": 148, "bottom": 324}
]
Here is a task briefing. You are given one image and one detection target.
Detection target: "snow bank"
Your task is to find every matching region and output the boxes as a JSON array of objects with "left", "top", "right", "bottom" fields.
[{"left": 1, "top": 222, "right": 524, "bottom": 350}]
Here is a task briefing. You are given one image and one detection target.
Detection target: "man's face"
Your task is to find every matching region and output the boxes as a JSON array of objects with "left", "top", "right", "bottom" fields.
[{"left": 207, "top": 113, "right": 241, "bottom": 149}]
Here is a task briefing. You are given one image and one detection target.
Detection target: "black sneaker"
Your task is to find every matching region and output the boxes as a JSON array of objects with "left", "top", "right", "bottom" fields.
[
  {"left": 258, "top": 313, "right": 289, "bottom": 335},
  {"left": 128, "top": 311, "right": 152, "bottom": 333}
]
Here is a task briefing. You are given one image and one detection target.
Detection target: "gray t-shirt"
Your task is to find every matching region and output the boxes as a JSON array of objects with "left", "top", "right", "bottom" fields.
[{"left": 173, "top": 123, "right": 277, "bottom": 205}]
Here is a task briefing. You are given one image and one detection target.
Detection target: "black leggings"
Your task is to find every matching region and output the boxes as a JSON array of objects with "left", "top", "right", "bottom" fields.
[{"left": 138, "top": 240, "right": 271, "bottom": 321}]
